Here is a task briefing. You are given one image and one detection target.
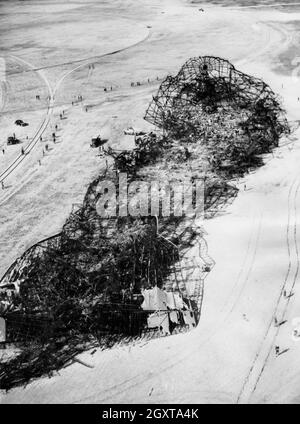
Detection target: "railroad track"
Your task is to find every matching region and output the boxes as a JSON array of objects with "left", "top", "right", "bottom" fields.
[{"left": 0, "top": 56, "right": 54, "bottom": 185}]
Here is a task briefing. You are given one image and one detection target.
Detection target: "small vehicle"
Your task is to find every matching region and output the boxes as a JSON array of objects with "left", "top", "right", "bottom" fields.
[
  {"left": 7, "top": 135, "right": 21, "bottom": 145},
  {"left": 90, "top": 135, "right": 108, "bottom": 148},
  {"left": 15, "top": 119, "right": 28, "bottom": 127},
  {"left": 124, "top": 126, "right": 146, "bottom": 136}
]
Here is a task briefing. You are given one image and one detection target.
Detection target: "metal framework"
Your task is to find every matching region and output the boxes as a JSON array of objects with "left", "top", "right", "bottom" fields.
[
  {"left": 144, "top": 56, "right": 288, "bottom": 140},
  {"left": 1, "top": 56, "right": 289, "bottom": 390}
]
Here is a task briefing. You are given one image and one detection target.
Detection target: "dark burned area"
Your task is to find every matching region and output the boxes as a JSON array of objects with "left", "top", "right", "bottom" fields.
[{"left": 0, "top": 56, "right": 290, "bottom": 390}]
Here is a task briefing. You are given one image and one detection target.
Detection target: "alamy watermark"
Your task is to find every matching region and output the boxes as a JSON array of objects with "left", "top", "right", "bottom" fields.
[{"left": 94, "top": 173, "right": 205, "bottom": 219}]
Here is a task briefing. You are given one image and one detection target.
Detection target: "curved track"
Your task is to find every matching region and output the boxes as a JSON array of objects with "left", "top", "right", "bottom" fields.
[
  {"left": 0, "top": 56, "right": 53, "bottom": 184},
  {"left": 0, "top": 26, "right": 150, "bottom": 193}
]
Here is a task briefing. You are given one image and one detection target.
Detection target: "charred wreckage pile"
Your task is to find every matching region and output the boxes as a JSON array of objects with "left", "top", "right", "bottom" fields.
[
  {"left": 0, "top": 56, "right": 289, "bottom": 390},
  {"left": 145, "top": 56, "right": 289, "bottom": 172}
]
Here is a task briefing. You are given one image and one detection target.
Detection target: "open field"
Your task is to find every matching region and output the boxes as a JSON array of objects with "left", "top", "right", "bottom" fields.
[{"left": 1, "top": 0, "right": 300, "bottom": 404}]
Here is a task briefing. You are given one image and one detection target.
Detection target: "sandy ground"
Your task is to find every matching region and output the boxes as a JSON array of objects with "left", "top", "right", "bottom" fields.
[{"left": 1, "top": 0, "right": 300, "bottom": 404}]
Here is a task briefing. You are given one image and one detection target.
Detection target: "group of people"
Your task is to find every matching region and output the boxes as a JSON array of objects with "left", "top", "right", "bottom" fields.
[
  {"left": 72, "top": 96, "right": 83, "bottom": 106},
  {"left": 130, "top": 76, "right": 160, "bottom": 88},
  {"left": 59, "top": 109, "right": 67, "bottom": 119}
]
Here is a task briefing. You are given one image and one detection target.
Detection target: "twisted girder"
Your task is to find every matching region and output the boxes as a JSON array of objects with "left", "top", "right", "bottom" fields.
[{"left": 144, "top": 56, "right": 287, "bottom": 131}]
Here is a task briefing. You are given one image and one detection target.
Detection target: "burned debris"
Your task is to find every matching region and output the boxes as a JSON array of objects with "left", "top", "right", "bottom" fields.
[
  {"left": 145, "top": 56, "right": 289, "bottom": 174},
  {"left": 0, "top": 56, "right": 289, "bottom": 390},
  {"left": 0, "top": 206, "right": 206, "bottom": 389}
]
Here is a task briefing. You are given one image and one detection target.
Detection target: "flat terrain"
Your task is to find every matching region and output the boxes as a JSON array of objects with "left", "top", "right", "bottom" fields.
[{"left": 1, "top": 0, "right": 300, "bottom": 404}]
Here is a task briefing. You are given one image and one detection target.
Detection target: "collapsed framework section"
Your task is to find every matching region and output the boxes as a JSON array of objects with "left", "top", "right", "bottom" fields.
[
  {"left": 145, "top": 55, "right": 288, "bottom": 146},
  {"left": 0, "top": 56, "right": 290, "bottom": 390}
]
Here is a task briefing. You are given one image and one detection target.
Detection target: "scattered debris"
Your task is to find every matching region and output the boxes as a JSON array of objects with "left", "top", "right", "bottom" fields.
[
  {"left": 0, "top": 56, "right": 289, "bottom": 391},
  {"left": 124, "top": 127, "right": 146, "bottom": 136},
  {"left": 145, "top": 56, "right": 289, "bottom": 178},
  {"left": 73, "top": 357, "right": 94, "bottom": 368}
]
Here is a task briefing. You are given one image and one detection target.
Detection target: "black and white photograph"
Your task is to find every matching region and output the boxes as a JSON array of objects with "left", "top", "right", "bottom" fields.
[{"left": 0, "top": 0, "right": 299, "bottom": 407}]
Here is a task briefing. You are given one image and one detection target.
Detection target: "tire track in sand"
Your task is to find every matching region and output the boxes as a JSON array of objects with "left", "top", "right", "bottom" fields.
[{"left": 237, "top": 177, "right": 300, "bottom": 403}]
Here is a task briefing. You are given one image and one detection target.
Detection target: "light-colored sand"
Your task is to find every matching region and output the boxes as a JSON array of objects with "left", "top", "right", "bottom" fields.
[{"left": 1, "top": 0, "right": 300, "bottom": 404}]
